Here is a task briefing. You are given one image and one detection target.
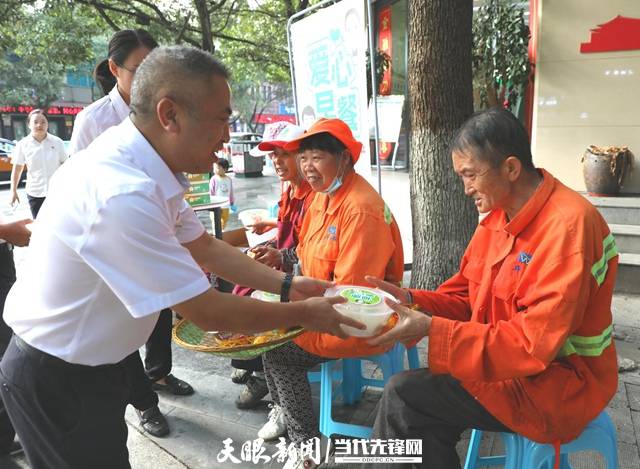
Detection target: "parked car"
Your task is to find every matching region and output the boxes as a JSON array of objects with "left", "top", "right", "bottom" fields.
[{"left": 0, "top": 138, "right": 26, "bottom": 187}]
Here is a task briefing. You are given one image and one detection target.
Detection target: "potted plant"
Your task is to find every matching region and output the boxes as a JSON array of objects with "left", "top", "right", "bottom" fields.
[
  {"left": 582, "top": 146, "right": 634, "bottom": 196},
  {"left": 472, "top": 0, "right": 531, "bottom": 113}
]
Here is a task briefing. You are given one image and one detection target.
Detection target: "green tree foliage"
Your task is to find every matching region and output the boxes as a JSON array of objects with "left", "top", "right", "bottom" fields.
[
  {"left": 472, "top": 0, "right": 530, "bottom": 112},
  {"left": 0, "top": 1, "right": 99, "bottom": 107}
]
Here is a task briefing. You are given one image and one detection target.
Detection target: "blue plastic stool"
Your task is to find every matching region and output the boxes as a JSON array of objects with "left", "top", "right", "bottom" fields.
[
  {"left": 315, "top": 344, "right": 421, "bottom": 439},
  {"left": 464, "top": 411, "right": 618, "bottom": 469}
]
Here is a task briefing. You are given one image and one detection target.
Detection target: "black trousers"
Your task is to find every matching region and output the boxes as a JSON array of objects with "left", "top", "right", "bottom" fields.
[
  {"left": 0, "top": 246, "right": 16, "bottom": 452},
  {"left": 231, "top": 356, "right": 264, "bottom": 372},
  {"left": 26, "top": 195, "right": 45, "bottom": 219},
  {"left": 365, "top": 369, "right": 511, "bottom": 469},
  {"left": 125, "top": 308, "right": 173, "bottom": 411},
  {"left": 0, "top": 336, "right": 131, "bottom": 469}
]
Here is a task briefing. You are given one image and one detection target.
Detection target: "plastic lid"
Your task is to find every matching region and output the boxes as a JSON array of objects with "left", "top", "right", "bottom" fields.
[
  {"left": 251, "top": 290, "right": 281, "bottom": 302},
  {"left": 324, "top": 285, "right": 397, "bottom": 308}
]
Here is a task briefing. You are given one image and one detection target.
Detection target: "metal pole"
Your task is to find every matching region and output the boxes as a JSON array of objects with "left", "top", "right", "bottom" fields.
[{"left": 367, "top": 0, "right": 382, "bottom": 195}]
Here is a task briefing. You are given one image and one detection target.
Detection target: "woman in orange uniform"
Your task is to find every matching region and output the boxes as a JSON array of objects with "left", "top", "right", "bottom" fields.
[
  {"left": 258, "top": 118, "right": 404, "bottom": 468},
  {"left": 230, "top": 122, "right": 315, "bottom": 410}
]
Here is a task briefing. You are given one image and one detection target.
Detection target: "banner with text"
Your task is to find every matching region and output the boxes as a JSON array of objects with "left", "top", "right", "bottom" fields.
[{"left": 290, "top": 0, "right": 370, "bottom": 175}]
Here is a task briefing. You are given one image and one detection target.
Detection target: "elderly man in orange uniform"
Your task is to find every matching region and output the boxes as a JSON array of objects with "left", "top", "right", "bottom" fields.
[{"left": 367, "top": 108, "right": 618, "bottom": 469}]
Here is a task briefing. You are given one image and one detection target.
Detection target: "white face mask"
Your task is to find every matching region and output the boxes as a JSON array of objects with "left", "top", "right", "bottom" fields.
[{"left": 320, "top": 153, "right": 349, "bottom": 195}]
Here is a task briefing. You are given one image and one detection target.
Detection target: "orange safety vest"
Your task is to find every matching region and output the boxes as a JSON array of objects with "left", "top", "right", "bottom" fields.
[
  {"left": 295, "top": 172, "right": 404, "bottom": 358},
  {"left": 413, "top": 169, "right": 618, "bottom": 444}
]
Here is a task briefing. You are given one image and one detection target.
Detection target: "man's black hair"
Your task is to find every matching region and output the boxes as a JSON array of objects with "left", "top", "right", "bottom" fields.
[
  {"left": 451, "top": 108, "right": 535, "bottom": 171},
  {"left": 216, "top": 158, "right": 230, "bottom": 171}
]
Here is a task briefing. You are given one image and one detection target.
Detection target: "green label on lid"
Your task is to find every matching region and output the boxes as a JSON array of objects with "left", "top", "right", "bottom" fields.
[
  {"left": 339, "top": 288, "right": 381, "bottom": 306},
  {"left": 261, "top": 291, "right": 280, "bottom": 302}
]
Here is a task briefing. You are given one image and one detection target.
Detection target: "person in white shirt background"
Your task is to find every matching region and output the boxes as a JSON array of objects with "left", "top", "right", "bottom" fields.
[
  {"left": 70, "top": 29, "right": 192, "bottom": 439},
  {"left": 209, "top": 157, "right": 235, "bottom": 229},
  {"left": 0, "top": 218, "right": 30, "bottom": 458},
  {"left": 0, "top": 45, "right": 361, "bottom": 469},
  {"left": 69, "top": 29, "right": 158, "bottom": 155},
  {"left": 9, "top": 109, "right": 67, "bottom": 218}
]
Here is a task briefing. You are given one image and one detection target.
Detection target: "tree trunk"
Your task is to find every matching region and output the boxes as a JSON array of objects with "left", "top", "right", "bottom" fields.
[
  {"left": 193, "top": 0, "right": 214, "bottom": 52},
  {"left": 408, "top": 0, "right": 477, "bottom": 290}
]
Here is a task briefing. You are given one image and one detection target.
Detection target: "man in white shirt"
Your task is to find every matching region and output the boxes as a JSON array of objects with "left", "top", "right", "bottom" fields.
[
  {"left": 9, "top": 109, "right": 67, "bottom": 218},
  {"left": 0, "top": 46, "right": 362, "bottom": 469},
  {"left": 0, "top": 217, "right": 31, "bottom": 458}
]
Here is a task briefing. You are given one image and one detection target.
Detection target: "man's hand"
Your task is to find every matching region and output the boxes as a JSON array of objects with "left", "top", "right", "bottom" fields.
[
  {"left": 367, "top": 299, "right": 431, "bottom": 348},
  {"left": 9, "top": 191, "right": 19, "bottom": 207},
  {"left": 366, "top": 275, "right": 411, "bottom": 304},
  {"left": 247, "top": 220, "right": 276, "bottom": 235},
  {"left": 251, "top": 246, "right": 283, "bottom": 268},
  {"left": 298, "top": 295, "right": 365, "bottom": 339},
  {"left": 289, "top": 276, "right": 334, "bottom": 301},
  {"left": 1, "top": 219, "right": 32, "bottom": 247}
]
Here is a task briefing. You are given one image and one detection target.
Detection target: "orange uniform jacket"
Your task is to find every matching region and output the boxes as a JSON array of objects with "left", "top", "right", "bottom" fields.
[
  {"left": 295, "top": 172, "right": 404, "bottom": 358},
  {"left": 413, "top": 169, "right": 618, "bottom": 444}
]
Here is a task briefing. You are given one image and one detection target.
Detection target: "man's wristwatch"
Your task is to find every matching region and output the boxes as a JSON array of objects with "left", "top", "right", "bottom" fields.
[{"left": 280, "top": 273, "right": 294, "bottom": 303}]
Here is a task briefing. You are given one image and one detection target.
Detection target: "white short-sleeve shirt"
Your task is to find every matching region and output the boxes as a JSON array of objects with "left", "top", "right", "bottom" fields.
[
  {"left": 4, "top": 118, "right": 210, "bottom": 365},
  {"left": 11, "top": 133, "right": 67, "bottom": 197},
  {"left": 68, "top": 85, "right": 129, "bottom": 155}
]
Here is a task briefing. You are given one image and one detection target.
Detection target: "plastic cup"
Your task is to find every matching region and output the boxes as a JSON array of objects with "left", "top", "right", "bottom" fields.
[{"left": 238, "top": 209, "right": 269, "bottom": 229}]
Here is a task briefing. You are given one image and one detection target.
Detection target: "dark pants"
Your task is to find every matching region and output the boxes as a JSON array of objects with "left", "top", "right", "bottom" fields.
[
  {"left": 231, "top": 356, "right": 263, "bottom": 372},
  {"left": 125, "top": 308, "right": 173, "bottom": 411},
  {"left": 0, "top": 246, "right": 16, "bottom": 452},
  {"left": 0, "top": 337, "right": 131, "bottom": 469},
  {"left": 365, "top": 369, "right": 511, "bottom": 469},
  {"left": 26, "top": 195, "right": 45, "bottom": 219}
]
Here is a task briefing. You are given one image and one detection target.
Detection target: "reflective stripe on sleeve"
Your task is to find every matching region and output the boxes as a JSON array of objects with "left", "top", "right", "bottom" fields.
[{"left": 557, "top": 324, "right": 613, "bottom": 358}]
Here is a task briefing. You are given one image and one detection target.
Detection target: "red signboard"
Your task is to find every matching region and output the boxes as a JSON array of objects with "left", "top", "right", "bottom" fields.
[
  {"left": 0, "top": 105, "right": 84, "bottom": 115},
  {"left": 378, "top": 6, "right": 392, "bottom": 95},
  {"left": 580, "top": 15, "right": 640, "bottom": 53},
  {"left": 253, "top": 113, "right": 296, "bottom": 124}
]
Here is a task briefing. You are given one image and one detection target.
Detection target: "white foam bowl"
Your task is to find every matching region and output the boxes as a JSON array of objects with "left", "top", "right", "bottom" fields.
[
  {"left": 238, "top": 209, "right": 269, "bottom": 228},
  {"left": 325, "top": 286, "right": 397, "bottom": 338}
]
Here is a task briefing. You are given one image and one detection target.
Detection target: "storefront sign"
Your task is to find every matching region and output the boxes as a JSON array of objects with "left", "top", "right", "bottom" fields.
[
  {"left": 290, "top": 0, "right": 370, "bottom": 174},
  {"left": 0, "top": 105, "right": 84, "bottom": 115}
]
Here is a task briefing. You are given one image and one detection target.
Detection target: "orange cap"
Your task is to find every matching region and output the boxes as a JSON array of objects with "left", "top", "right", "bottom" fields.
[{"left": 283, "top": 118, "right": 363, "bottom": 163}]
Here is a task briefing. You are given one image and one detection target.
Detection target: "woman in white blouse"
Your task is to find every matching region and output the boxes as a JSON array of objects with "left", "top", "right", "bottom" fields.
[
  {"left": 69, "top": 29, "right": 194, "bottom": 439},
  {"left": 68, "top": 29, "right": 158, "bottom": 154},
  {"left": 10, "top": 109, "right": 67, "bottom": 218}
]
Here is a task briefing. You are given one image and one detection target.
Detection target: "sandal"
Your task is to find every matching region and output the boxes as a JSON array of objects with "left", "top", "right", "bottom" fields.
[{"left": 151, "top": 374, "right": 194, "bottom": 396}]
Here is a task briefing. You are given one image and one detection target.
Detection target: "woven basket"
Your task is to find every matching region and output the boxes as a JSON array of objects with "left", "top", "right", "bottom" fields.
[{"left": 172, "top": 319, "right": 304, "bottom": 360}]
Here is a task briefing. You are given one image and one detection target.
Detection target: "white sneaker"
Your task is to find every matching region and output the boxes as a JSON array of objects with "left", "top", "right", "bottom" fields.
[{"left": 258, "top": 404, "right": 287, "bottom": 440}]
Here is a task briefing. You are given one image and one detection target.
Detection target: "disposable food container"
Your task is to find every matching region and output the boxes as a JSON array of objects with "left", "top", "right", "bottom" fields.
[{"left": 324, "top": 285, "right": 397, "bottom": 337}]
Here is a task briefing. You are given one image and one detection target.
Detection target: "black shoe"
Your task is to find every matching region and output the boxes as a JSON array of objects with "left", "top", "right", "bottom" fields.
[
  {"left": 136, "top": 406, "right": 170, "bottom": 437},
  {"left": 151, "top": 374, "right": 194, "bottom": 396},
  {"left": 235, "top": 375, "right": 269, "bottom": 409}
]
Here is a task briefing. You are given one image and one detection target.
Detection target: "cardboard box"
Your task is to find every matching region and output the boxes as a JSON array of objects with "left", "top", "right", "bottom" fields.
[{"left": 185, "top": 193, "right": 211, "bottom": 207}]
